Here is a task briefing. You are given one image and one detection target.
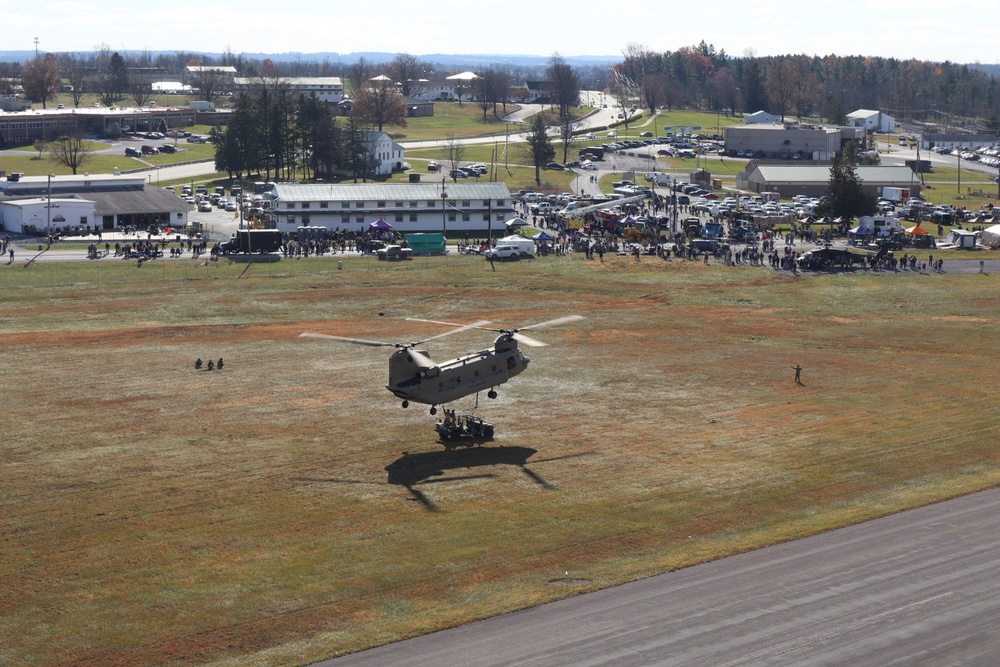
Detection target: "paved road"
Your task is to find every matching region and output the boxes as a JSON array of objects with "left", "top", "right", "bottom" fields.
[{"left": 317, "top": 487, "right": 1000, "bottom": 666}]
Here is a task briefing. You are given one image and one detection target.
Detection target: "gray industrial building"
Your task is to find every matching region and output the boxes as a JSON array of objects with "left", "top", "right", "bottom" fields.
[
  {"left": 738, "top": 164, "right": 921, "bottom": 198},
  {"left": 725, "top": 125, "right": 866, "bottom": 161}
]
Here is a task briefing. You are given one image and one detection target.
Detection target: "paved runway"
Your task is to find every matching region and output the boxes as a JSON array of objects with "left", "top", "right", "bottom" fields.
[{"left": 318, "top": 488, "right": 1000, "bottom": 666}]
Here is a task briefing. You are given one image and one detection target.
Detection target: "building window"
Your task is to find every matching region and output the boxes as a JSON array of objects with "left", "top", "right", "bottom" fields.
[
  {"left": 302, "top": 202, "right": 310, "bottom": 209},
  {"left": 302, "top": 215, "right": 310, "bottom": 224},
  {"left": 394, "top": 201, "right": 403, "bottom": 207},
  {"left": 482, "top": 200, "right": 489, "bottom": 206},
  {"left": 462, "top": 213, "right": 470, "bottom": 222},
  {"left": 342, "top": 215, "right": 350, "bottom": 224},
  {"left": 395, "top": 214, "right": 403, "bottom": 222},
  {"left": 356, "top": 215, "right": 364, "bottom": 223},
  {"left": 409, "top": 201, "right": 418, "bottom": 207},
  {"left": 496, "top": 200, "right": 506, "bottom": 207},
  {"left": 377, "top": 201, "right": 386, "bottom": 208},
  {"left": 80, "top": 217, "right": 88, "bottom": 225},
  {"left": 448, "top": 213, "right": 457, "bottom": 222},
  {"left": 428, "top": 200, "right": 436, "bottom": 207},
  {"left": 341, "top": 202, "right": 350, "bottom": 208},
  {"left": 286, "top": 202, "right": 296, "bottom": 209},
  {"left": 482, "top": 213, "right": 490, "bottom": 221},
  {"left": 356, "top": 202, "right": 364, "bottom": 208},
  {"left": 462, "top": 200, "right": 470, "bottom": 207},
  {"left": 320, "top": 201, "right": 328, "bottom": 208},
  {"left": 288, "top": 215, "right": 296, "bottom": 224},
  {"left": 409, "top": 214, "right": 417, "bottom": 222}
]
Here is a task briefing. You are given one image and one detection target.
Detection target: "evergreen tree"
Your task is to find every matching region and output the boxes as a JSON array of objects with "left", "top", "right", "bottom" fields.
[
  {"left": 817, "top": 154, "right": 877, "bottom": 220},
  {"left": 521, "top": 114, "right": 555, "bottom": 186}
]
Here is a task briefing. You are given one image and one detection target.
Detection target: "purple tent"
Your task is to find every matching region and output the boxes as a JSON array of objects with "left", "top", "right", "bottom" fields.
[{"left": 369, "top": 219, "right": 393, "bottom": 231}]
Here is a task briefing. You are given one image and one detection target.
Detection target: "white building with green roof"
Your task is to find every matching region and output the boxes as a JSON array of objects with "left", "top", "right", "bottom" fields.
[{"left": 271, "top": 182, "right": 514, "bottom": 233}]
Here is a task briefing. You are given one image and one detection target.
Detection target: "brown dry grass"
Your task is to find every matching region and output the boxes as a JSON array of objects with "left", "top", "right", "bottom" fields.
[{"left": 2, "top": 254, "right": 999, "bottom": 666}]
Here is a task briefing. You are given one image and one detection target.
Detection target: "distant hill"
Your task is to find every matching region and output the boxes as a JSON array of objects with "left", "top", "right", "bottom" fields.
[{"left": 0, "top": 49, "right": 619, "bottom": 68}]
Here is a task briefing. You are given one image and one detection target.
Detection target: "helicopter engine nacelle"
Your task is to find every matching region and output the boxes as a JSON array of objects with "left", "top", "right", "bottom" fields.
[{"left": 420, "top": 366, "right": 441, "bottom": 379}]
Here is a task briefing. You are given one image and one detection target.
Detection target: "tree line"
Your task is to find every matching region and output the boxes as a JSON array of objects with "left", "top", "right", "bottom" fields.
[{"left": 613, "top": 42, "right": 1000, "bottom": 130}]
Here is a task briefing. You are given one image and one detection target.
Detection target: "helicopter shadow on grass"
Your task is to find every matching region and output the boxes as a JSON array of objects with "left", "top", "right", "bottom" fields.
[
  {"left": 294, "top": 447, "right": 594, "bottom": 512},
  {"left": 385, "top": 446, "right": 596, "bottom": 511}
]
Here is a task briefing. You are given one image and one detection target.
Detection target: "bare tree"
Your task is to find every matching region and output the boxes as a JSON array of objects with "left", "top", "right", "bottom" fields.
[
  {"left": 22, "top": 54, "right": 61, "bottom": 109},
  {"left": 0, "top": 61, "right": 21, "bottom": 96},
  {"left": 128, "top": 70, "right": 154, "bottom": 107},
  {"left": 190, "top": 65, "right": 225, "bottom": 103},
  {"left": 95, "top": 51, "right": 128, "bottom": 107},
  {"left": 63, "top": 55, "right": 87, "bottom": 108},
  {"left": 443, "top": 134, "right": 466, "bottom": 182},
  {"left": 560, "top": 115, "right": 579, "bottom": 165},
  {"left": 641, "top": 75, "right": 667, "bottom": 116},
  {"left": 345, "top": 58, "right": 374, "bottom": 96},
  {"left": 387, "top": 53, "right": 425, "bottom": 98},
  {"left": 49, "top": 131, "right": 95, "bottom": 175},
  {"left": 609, "top": 68, "right": 640, "bottom": 135},
  {"left": 546, "top": 54, "right": 581, "bottom": 120},
  {"left": 351, "top": 77, "right": 408, "bottom": 132},
  {"left": 473, "top": 67, "right": 512, "bottom": 121}
]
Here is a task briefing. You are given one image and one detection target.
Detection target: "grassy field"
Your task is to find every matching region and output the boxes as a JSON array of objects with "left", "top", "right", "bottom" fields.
[{"left": 2, "top": 255, "right": 1000, "bottom": 666}]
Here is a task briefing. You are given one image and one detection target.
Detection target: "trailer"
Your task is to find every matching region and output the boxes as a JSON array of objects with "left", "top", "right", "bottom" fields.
[{"left": 219, "top": 229, "right": 283, "bottom": 255}]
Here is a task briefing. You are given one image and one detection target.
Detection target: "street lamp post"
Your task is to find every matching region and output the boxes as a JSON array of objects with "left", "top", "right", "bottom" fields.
[
  {"left": 47, "top": 173, "right": 55, "bottom": 245},
  {"left": 441, "top": 179, "right": 448, "bottom": 254}
]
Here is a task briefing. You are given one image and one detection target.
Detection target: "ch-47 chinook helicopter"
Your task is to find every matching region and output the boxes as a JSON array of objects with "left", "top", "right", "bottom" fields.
[{"left": 299, "top": 315, "right": 583, "bottom": 415}]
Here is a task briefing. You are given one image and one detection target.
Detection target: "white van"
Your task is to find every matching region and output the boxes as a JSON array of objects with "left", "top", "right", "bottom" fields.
[{"left": 496, "top": 235, "right": 536, "bottom": 258}]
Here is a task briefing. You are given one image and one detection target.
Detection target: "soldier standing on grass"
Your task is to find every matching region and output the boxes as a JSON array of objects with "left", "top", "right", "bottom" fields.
[{"left": 792, "top": 365, "right": 803, "bottom": 385}]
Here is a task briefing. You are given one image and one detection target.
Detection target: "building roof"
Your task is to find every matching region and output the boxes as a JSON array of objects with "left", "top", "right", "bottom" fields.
[
  {"left": 751, "top": 165, "right": 916, "bottom": 183},
  {"left": 186, "top": 65, "right": 237, "bottom": 74},
  {"left": 446, "top": 71, "right": 479, "bottom": 81},
  {"left": 274, "top": 182, "right": 512, "bottom": 203},
  {"left": 0, "top": 186, "right": 187, "bottom": 215},
  {"left": 83, "top": 187, "right": 189, "bottom": 216},
  {"left": 233, "top": 76, "right": 342, "bottom": 88},
  {"left": 847, "top": 109, "right": 891, "bottom": 120},
  {"left": 925, "top": 133, "right": 996, "bottom": 143}
]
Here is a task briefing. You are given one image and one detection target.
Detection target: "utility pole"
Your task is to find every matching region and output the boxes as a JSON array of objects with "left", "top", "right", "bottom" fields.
[{"left": 34, "top": 37, "right": 39, "bottom": 59}]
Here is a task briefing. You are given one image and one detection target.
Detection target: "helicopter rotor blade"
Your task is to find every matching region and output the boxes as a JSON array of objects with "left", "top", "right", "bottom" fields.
[
  {"left": 511, "top": 332, "right": 548, "bottom": 347},
  {"left": 405, "top": 318, "right": 495, "bottom": 345},
  {"left": 517, "top": 315, "right": 585, "bottom": 332},
  {"left": 407, "top": 348, "right": 435, "bottom": 367},
  {"left": 298, "top": 333, "right": 395, "bottom": 347}
]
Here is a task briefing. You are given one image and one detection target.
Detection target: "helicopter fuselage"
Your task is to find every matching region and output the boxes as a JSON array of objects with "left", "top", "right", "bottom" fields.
[{"left": 387, "top": 334, "right": 529, "bottom": 406}]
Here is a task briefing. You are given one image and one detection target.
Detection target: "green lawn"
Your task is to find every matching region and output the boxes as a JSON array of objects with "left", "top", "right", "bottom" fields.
[{"left": 3, "top": 257, "right": 1000, "bottom": 666}]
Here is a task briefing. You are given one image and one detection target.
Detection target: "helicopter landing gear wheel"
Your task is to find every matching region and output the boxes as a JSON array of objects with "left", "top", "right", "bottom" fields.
[
  {"left": 430, "top": 406, "right": 438, "bottom": 416},
  {"left": 402, "top": 400, "right": 409, "bottom": 409},
  {"left": 488, "top": 389, "right": 498, "bottom": 399}
]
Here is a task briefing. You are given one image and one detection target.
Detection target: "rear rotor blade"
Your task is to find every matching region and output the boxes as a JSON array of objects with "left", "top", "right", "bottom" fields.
[{"left": 299, "top": 333, "right": 395, "bottom": 347}]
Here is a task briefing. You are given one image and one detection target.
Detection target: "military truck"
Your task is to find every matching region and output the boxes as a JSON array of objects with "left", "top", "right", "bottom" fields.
[{"left": 218, "top": 229, "right": 282, "bottom": 255}]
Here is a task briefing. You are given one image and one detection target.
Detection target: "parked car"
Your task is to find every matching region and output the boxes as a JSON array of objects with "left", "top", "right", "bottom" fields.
[
  {"left": 197, "top": 201, "right": 212, "bottom": 212},
  {"left": 639, "top": 131, "right": 653, "bottom": 137},
  {"left": 484, "top": 245, "right": 521, "bottom": 261},
  {"left": 449, "top": 170, "right": 468, "bottom": 179},
  {"left": 140, "top": 145, "right": 157, "bottom": 154},
  {"left": 125, "top": 147, "right": 141, "bottom": 157},
  {"left": 427, "top": 161, "right": 440, "bottom": 171},
  {"left": 158, "top": 144, "right": 177, "bottom": 154},
  {"left": 544, "top": 162, "right": 565, "bottom": 170}
]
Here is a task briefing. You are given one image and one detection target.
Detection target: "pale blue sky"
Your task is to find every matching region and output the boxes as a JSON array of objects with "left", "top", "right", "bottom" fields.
[{"left": 9, "top": 0, "right": 998, "bottom": 64}]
